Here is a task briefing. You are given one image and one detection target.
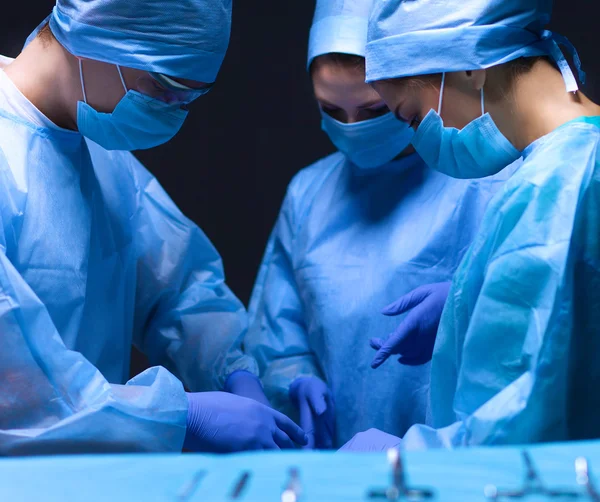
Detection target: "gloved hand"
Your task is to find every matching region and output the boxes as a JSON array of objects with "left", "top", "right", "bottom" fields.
[
  {"left": 184, "top": 392, "right": 308, "bottom": 453},
  {"left": 224, "top": 370, "right": 271, "bottom": 407},
  {"left": 338, "top": 428, "right": 401, "bottom": 452},
  {"left": 289, "top": 377, "right": 335, "bottom": 449},
  {"left": 370, "top": 282, "right": 451, "bottom": 368}
]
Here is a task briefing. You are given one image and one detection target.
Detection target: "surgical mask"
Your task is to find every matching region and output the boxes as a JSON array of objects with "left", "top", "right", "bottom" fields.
[
  {"left": 412, "top": 73, "right": 520, "bottom": 179},
  {"left": 321, "top": 110, "right": 414, "bottom": 169},
  {"left": 76, "top": 60, "right": 188, "bottom": 151}
]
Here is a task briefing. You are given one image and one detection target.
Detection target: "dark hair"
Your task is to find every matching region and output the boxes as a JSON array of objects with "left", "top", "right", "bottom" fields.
[
  {"left": 309, "top": 52, "right": 365, "bottom": 75},
  {"left": 36, "top": 22, "right": 55, "bottom": 46}
]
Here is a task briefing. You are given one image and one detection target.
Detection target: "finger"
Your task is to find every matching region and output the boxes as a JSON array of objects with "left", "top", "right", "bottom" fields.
[
  {"left": 310, "top": 392, "right": 335, "bottom": 449},
  {"left": 371, "top": 315, "right": 419, "bottom": 369},
  {"left": 381, "top": 285, "right": 432, "bottom": 316},
  {"left": 273, "top": 411, "right": 308, "bottom": 446},
  {"left": 317, "top": 399, "right": 335, "bottom": 449},
  {"left": 298, "top": 397, "right": 316, "bottom": 449},
  {"left": 273, "top": 429, "right": 295, "bottom": 450},
  {"left": 369, "top": 338, "right": 385, "bottom": 350},
  {"left": 306, "top": 385, "right": 328, "bottom": 417}
]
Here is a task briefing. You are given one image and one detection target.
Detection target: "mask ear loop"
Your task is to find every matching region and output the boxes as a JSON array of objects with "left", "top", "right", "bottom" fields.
[
  {"left": 437, "top": 72, "right": 446, "bottom": 115},
  {"left": 481, "top": 87, "right": 485, "bottom": 116},
  {"left": 78, "top": 58, "right": 88, "bottom": 104},
  {"left": 116, "top": 65, "right": 128, "bottom": 94}
]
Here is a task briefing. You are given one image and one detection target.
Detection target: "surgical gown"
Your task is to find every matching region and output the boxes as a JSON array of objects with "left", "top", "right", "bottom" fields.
[
  {"left": 0, "top": 65, "right": 256, "bottom": 455},
  {"left": 245, "top": 152, "right": 517, "bottom": 447},
  {"left": 400, "top": 116, "right": 600, "bottom": 449}
]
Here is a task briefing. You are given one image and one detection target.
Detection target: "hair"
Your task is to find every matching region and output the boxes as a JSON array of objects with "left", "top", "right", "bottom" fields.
[
  {"left": 485, "top": 56, "right": 555, "bottom": 101},
  {"left": 381, "top": 56, "right": 556, "bottom": 102},
  {"left": 309, "top": 53, "right": 365, "bottom": 76},
  {"left": 36, "top": 22, "right": 55, "bottom": 46}
]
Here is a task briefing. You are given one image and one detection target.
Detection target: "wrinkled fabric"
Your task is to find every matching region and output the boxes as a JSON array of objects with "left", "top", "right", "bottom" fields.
[
  {"left": 308, "top": 0, "right": 374, "bottom": 67},
  {"left": 245, "top": 152, "right": 518, "bottom": 447},
  {"left": 34, "top": 0, "right": 232, "bottom": 82},
  {"left": 365, "top": 0, "right": 580, "bottom": 92},
  {"left": 399, "top": 117, "right": 600, "bottom": 450},
  {"left": 0, "top": 65, "right": 255, "bottom": 455}
]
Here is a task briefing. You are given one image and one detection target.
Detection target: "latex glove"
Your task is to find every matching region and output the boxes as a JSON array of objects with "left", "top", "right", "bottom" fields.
[
  {"left": 338, "top": 428, "right": 401, "bottom": 452},
  {"left": 370, "top": 282, "right": 451, "bottom": 368},
  {"left": 184, "top": 392, "right": 308, "bottom": 453},
  {"left": 224, "top": 370, "right": 271, "bottom": 407},
  {"left": 289, "top": 377, "right": 335, "bottom": 449}
]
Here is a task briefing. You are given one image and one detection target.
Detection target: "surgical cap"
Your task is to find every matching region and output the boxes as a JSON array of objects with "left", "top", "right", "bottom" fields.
[
  {"left": 307, "top": 0, "right": 374, "bottom": 69},
  {"left": 365, "top": 0, "right": 583, "bottom": 92},
  {"left": 47, "top": 0, "right": 232, "bottom": 83}
]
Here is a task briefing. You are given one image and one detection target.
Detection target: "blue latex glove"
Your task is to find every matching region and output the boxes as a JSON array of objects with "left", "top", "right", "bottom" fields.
[
  {"left": 338, "top": 428, "right": 402, "bottom": 452},
  {"left": 289, "top": 377, "right": 335, "bottom": 449},
  {"left": 184, "top": 392, "right": 308, "bottom": 453},
  {"left": 370, "top": 282, "right": 451, "bottom": 368},
  {"left": 224, "top": 370, "right": 271, "bottom": 407}
]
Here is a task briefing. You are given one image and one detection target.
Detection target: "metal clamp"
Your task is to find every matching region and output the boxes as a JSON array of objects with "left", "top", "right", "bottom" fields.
[
  {"left": 576, "top": 457, "right": 600, "bottom": 501},
  {"left": 368, "top": 448, "right": 435, "bottom": 501},
  {"left": 281, "top": 467, "right": 302, "bottom": 502},
  {"left": 484, "top": 451, "right": 581, "bottom": 500}
]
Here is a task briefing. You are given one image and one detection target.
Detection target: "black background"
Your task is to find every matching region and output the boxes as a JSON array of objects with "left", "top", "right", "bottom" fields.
[{"left": 1, "top": 0, "right": 599, "bottom": 375}]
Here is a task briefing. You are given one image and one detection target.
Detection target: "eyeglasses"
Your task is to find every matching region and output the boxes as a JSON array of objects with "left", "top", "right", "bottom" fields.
[{"left": 136, "top": 72, "right": 212, "bottom": 105}]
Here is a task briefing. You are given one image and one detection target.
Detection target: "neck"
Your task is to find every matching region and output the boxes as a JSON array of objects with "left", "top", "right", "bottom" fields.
[
  {"left": 490, "top": 61, "right": 600, "bottom": 152},
  {"left": 3, "top": 36, "right": 81, "bottom": 130}
]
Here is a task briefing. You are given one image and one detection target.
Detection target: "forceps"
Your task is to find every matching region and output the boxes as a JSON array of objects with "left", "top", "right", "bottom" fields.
[
  {"left": 368, "top": 448, "right": 435, "bottom": 501},
  {"left": 484, "top": 451, "right": 581, "bottom": 500}
]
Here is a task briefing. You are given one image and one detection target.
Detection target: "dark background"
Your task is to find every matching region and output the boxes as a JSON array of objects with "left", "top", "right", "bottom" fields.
[{"left": 1, "top": 0, "right": 599, "bottom": 374}]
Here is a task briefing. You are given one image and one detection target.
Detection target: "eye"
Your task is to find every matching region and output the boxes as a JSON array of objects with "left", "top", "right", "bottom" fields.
[
  {"left": 151, "top": 80, "right": 168, "bottom": 92},
  {"left": 362, "top": 104, "right": 389, "bottom": 119},
  {"left": 367, "top": 104, "right": 388, "bottom": 113},
  {"left": 321, "top": 105, "right": 341, "bottom": 115}
]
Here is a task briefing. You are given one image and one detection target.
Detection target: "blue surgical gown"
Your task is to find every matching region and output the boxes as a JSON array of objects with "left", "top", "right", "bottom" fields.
[
  {"left": 400, "top": 116, "right": 600, "bottom": 449},
  {"left": 0, "top": 105, "right": 256, "bottom": 455},
  {"left": 245, "top": 152, "right": 516, "bottom": 447}
]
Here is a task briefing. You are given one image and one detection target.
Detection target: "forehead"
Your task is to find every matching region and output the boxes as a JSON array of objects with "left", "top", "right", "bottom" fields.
[{"left": 312, "top": 62, "right": 366, "bottom": 88}]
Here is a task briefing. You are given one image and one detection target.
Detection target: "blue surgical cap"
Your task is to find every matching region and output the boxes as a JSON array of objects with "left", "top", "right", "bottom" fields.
[
  {"left": 366, "top": 0, "right": 584, "bottom": 92},
  {"left": 307, "top": 0, "right": 374, "bottom": 69},
  {"left": 45, "top": 0, "right": 232, "bottom": 83}
]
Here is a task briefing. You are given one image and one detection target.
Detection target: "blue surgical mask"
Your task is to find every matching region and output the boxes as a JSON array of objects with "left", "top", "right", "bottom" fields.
[
  {"left": 321, "top": 110, "right": 414, "bottom": 170},
  {"left": 76, "top": 61, "right": 188, "bottom": 151},
  {"left": 412, "top": 73, "right": 520, "bottom": 179}
]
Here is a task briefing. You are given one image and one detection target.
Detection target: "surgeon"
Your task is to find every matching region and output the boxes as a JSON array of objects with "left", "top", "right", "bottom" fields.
[
  {"left": 236, "top": 0, "right": 517, "bottom": 449},
  {"left": 341, "top": 0, "right": 600, "bottom": 451},
  {"left": 0, "top": 0, "right": 308, "bottom": 455}
]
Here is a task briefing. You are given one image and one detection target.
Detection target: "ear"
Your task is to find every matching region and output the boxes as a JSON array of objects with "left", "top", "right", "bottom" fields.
[
  {"left": 450, "top": 69, "right": 487, "bottom": 93},
  {"left": 470, "top": 69, "right": 487, "bottom": 92}
]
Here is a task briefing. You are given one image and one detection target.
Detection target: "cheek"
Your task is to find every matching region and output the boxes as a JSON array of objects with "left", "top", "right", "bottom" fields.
[
  {"left": 417, "top": 86, "right": 442, "bottom": 119},
  {"left": 371, "top": 83, "right": 398, "bottom": 109},
  {"left": 438, "top": 86, "right": 482, "bottom": 129}
]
